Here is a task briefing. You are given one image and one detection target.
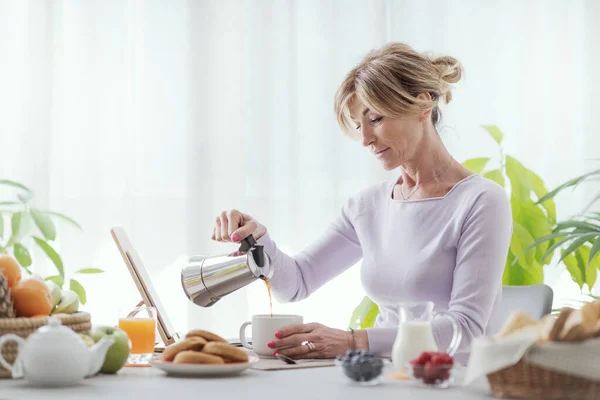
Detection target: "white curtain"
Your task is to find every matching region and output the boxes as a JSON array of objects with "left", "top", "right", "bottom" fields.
[{"left": 1, "top": 0, "right": 599, "bottom": 340}]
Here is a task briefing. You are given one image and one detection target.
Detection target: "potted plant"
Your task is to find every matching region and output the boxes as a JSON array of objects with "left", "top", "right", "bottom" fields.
[
  {"left": 522, "top": 168, "right": 600, "bottom": 297},
  {"left": 0, "top": 180, "right": 103, "bottom": 305}
]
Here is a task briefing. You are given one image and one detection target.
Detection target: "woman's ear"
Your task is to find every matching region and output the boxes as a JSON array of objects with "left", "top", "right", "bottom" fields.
[{"left": 417, "top": 92, "right": 433, "bottom": 123}]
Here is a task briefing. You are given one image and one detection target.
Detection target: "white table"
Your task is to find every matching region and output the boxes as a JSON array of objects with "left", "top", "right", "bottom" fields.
[{"left": 0, "top": 364, "right": 495, "bottom": 400}]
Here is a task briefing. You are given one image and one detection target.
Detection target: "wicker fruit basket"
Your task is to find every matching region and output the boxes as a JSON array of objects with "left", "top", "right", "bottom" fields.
[
  {"left": 487, "top": 359, "right": 600, "bottom": 400},
  {"left": 0, "top": 312, "right": 92, "bottom": 378}
]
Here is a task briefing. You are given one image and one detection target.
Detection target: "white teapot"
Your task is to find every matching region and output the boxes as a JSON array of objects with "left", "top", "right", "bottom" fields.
[{"left": 0, "top": 316, "right": 114, "bottom": 386}]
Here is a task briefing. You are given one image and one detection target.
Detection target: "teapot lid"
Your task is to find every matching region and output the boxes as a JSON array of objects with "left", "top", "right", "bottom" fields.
[{"left": 35, "top": 316, "right": 80, "bottom": 338}]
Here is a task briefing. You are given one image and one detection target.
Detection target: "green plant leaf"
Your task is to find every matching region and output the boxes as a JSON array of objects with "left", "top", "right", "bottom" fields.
[
  {"left": 30, "top": 208, "right": 56, "bottom": 241},
  {"left": 577, "top": 246, "right": 597, "bottom": 291},
  {"left": 483, "top": 169, "right": 505, "bottom": 187},
  {"left": 462, "top": 158, "right": 490, "bottom": 174},
  {"left": 506, "top": 156, "right": 532, "bottom": 202},
  {"left": 583, "top": 191, "right": 600, "bottom": 212},
  {"left": 75, "top": 268, "right": 104, "bottom": 274},
  {"left": 555, "top": 220, "right": 600, "bottom": 233},
  {"left": 32, "top": 236, "right": 64, "bottom": 278},
  {"left": 13, "top": 243, "right": 32, "bottom": 267},
  {"left": 11, "top": 212, "right": 23, "bottom": 239},
  {"left": 0, "top": 180, "right": 32, "bottom": 193},
  {"left": 523, "top": 231, "right": 597, "bottom": 264},
  {"left": 557, "top": 234, "right": 599, "bottom": 265},
  {"left": 0, "top": 201, "right": 19, "bottom": 206},
  {"left": 528, "top": 170, "right": 556, "bottom": 223},
  {"left": 589, "top": 239, "right": 600, "bottom": 268},
  {"left": 537, "top": 168, "right": 600, "bottom": 204},
  {"left": 563, "top": 251, "right": 584, "bottom": 289},
  {"left": 503, "top": 252, "right": 543, "bottom": 285},
  {"left": 348, "top": 296, "right": 379, "bottom": 330},
  {"left": 518, "top": 200, "right": 553, "bottom": 265},
  {"left": 43, "top": 211, "right": 82, "bottom": 230},
  {"left": 511, "top": 222, "right": 535, "bottom": 266},
  {"left": 45, "top": 275, "right": 64, "bottom": 288},
  {"left": 482, "top": 125, "right": 504, "bottom": 145},
  {"left": 69, "top": 278, "right": 86, "bottom": 305}
]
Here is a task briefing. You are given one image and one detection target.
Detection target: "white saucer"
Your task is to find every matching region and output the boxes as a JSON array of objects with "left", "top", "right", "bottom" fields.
[{"left": 152, "top": 352, "right": 260, "bottom": 378}]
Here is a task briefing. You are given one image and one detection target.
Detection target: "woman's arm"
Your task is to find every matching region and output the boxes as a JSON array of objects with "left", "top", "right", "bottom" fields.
[
  {"left": 258, "top": 200, "right": 363, "bottom": 302},
  {"left": 431, "top": 187, "right": 512, "bottom": 356}
]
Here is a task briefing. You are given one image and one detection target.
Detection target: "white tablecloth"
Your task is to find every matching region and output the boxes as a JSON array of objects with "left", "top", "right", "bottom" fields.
[{"left": 0, "top": 364, "right": 494, "bottom": 400}]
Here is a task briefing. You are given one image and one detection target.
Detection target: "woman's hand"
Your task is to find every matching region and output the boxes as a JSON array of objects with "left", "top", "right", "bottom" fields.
[
  {"left": 268, "top": 323, "right": 369, "bottom": 359},
  {"left": 211, "top": 209, "right": 267, "bottom": 243}
]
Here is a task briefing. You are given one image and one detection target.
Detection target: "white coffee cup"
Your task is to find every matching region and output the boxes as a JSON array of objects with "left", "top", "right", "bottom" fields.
[{"left": 239, "top": 314, "right": 303, "bottom": 358}]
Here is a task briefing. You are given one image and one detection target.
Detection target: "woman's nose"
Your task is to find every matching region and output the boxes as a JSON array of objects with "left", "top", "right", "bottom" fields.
[{"left": 360, "top": 126, "right": 374, "bottom": 147}]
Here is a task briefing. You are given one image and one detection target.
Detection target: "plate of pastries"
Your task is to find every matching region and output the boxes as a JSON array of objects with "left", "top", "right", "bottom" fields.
[{"left": 153, "top": 329, "right": 259, "bottom": 377}]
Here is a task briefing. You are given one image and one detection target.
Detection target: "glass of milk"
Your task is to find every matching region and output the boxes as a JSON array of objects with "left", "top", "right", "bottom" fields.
[{"left": 391, "top": 301, "right": 462, "bottom": 371}]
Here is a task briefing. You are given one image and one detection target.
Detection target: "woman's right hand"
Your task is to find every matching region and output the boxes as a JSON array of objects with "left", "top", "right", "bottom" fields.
[{"left": 211, "top": 209, "right": 267, "bottom": 243}]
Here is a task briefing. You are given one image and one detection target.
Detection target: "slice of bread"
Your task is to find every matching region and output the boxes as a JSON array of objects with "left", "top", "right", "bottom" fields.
[
  {"left": 495, "top": 311, "right": 538, "bottom": 338},
  {"left": 549, "top": 307, "right": 574, "bottom": 342}
]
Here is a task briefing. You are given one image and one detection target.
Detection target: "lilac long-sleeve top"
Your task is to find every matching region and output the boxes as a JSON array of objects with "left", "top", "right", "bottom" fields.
[{"left": 257, "top": 174, "right": 512, "bottom": 364}]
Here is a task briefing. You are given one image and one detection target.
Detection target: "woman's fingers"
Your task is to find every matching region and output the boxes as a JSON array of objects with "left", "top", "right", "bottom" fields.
[
  {"left": 211, "top": 209, "right": 265, "bottom": 242},
  {"left": 275, "top": 323, "right": 320, "bottom": 339},
  {"left": 275, "top": 341, "right": 324, "bottom": 359},
  {"left": 271, "top": 334, "right": 312, "bottom": 349},
  {"left": 230, "top": 219, "right": 257, "bottom": 243},
  {"left": 219, "top": 211, "right": 230, "bottom": 241},
  {"left": 214, "top": 217, "right": 222, "bottom": 241},
  {"left": 226, "top": 210, "right": 241, "bottom": 240}
]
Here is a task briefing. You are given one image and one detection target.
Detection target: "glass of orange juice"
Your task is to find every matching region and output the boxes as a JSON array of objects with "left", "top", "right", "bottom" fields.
[{"left": 118, "top": 306, "right": 157, "bottom": 367}]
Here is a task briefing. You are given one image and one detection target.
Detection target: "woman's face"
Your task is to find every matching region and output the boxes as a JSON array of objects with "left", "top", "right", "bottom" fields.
[{"left": 349, "top": 97, "right": 426, "bottom": 170}]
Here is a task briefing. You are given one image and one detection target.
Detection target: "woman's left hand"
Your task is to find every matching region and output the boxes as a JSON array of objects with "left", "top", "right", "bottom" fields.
[{"left": 269, "top": 323, "right": 360, "bottom": 359}]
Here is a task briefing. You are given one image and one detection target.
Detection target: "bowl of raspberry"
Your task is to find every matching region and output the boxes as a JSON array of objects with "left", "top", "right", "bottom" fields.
[{"left": 406, "top": 351, "right": 455, "bottom": 389}]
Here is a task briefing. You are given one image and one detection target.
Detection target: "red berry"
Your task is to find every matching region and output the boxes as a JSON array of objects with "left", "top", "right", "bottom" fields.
[
  {"left": 423, "top": 377, "right": 437, "bottom": 385},
  {"left": 430, "top": 354, "right": 446, "bottom": 366},
  {"left": 415, "top": 352, "right": 431, "bottom": 365},
  {"left": 439, "top": 369, "right": 450, "bottom": 381},
  {"left": 412, "top": 365, "right": 425, "bottom": 379},
  {"left": 424, "top": 363, "right": 439, "bottom": 380}
]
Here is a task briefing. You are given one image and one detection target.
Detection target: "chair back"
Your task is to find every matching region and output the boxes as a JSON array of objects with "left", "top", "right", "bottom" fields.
[{"left": 487, "top": 284, "right": 554, "bottom": 335}]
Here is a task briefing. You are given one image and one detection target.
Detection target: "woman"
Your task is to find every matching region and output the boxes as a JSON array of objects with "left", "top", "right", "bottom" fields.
[{"left": 211, "top": 42, "right": 512, "bottom": 365}]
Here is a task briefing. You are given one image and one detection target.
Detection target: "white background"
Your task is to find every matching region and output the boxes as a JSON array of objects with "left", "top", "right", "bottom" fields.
[{"left": 0, "top": 0, "right": 599, "bottom": 341}]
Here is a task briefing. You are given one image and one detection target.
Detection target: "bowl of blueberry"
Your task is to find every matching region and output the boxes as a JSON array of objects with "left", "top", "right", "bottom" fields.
[
  {"left": 335, "top": 350, "right": 385, "bottom": 386},
  {"left": 406, "top": 351, "right": 455, "bottom": 389}
]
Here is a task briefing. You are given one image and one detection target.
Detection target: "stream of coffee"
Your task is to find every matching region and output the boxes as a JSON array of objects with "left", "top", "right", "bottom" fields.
[{"left": 264, "top": 278, "right": 273, "bottom": 317}]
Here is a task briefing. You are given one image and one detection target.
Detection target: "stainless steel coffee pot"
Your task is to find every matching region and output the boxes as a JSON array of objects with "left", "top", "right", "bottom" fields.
[{"left": 181, "top": 235, "right": 273, "bottom": 307}]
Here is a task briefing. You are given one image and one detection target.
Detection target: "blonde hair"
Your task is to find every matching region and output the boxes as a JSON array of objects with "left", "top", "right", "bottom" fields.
[{"left": 334, "top": 42, "right": 463, "bottom": 136}]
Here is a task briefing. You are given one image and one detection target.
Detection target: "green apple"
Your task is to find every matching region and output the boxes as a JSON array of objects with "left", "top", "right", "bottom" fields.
[
  {"left": 90, "top": 326, "right": 131, "bottom": 374},
  {"left": 46, "top": 281, "right": 62, "bottom": 309}
]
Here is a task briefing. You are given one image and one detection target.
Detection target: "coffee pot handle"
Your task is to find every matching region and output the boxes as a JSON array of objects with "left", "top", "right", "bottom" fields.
[
  {"left": 238, "top": 235, "right": 265, "bottom": 268},
  {"left": 238, "top": 235, "right": 257, "bottom": 252},
  {"left": 433, "top": 311, "right": 462, "bottom": 357}
]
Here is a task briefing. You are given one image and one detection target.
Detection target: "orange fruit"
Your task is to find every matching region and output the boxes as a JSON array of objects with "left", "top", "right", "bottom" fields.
[
  {"left": 0, "top": 255, "right": 22, "bottom": 288},
  {"left": 12, "top": 279, "right": 52, "bottom": 317}
]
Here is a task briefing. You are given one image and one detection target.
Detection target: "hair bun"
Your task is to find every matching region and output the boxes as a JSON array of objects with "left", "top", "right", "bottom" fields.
[{"left": 431, "top": 55, "right": 463, "bottom": 103}]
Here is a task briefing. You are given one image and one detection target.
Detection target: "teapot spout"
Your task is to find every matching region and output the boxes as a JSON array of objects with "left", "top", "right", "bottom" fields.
[{"left": 87, "top": 337, "right": 115, "bottom": 377}]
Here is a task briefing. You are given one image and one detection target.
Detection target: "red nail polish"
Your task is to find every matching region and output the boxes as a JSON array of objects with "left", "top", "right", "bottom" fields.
[
  {"left": 267, "top": 341, "right": 276, "bottom": 349},
  {"left": 275, "top": 331, "right": 282, "bottom": 338},
  {"left": 232, "top": 234, "right": 239, "bottom": 242},
  {"left": 273, "top": 351, "right": 279, "bottom": 357}
]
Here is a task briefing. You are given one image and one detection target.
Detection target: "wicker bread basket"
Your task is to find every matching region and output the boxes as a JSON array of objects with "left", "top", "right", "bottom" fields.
[
  {"left": 487, "top": 359, "right": 600, "bottom": 400},
  {"left": 0, "top": 312, "right": 92, "bottom": 378}
]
